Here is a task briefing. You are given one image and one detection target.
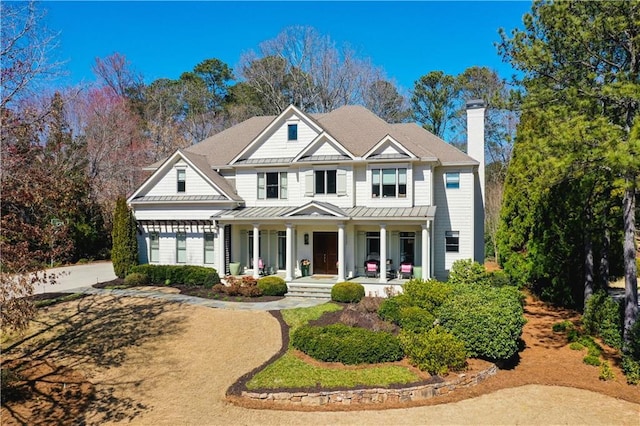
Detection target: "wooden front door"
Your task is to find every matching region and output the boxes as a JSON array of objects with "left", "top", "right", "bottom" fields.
[{"left": 313, "top": 232, "right": 338, "bottom": 275}]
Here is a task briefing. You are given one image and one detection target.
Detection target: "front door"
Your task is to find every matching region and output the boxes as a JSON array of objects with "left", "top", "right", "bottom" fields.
[{"left": 313, "top": 232, "right": 338, "bottom": 275}]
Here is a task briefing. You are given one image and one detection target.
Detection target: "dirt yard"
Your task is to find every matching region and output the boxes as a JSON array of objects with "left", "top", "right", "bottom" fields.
[{"left": 2, "top": 293, "right": 639, "bottom": 425}]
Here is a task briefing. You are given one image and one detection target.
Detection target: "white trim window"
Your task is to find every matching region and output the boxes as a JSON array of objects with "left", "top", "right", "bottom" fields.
[
  {"left": 287, "top": 123, "right": 298, "bottom": 141},
  {"left": 258, "top": 172, "right": 287, "bottom": 199},
  {"left": 177, "top": 169, "right": 186, "bottom": 193},
  {"left": 176, "top": 232, "right": 187, "bottom": 263},
  {"left": 372, "top": 168, "right": 407, "bottom": 198},
  {"left": 204, "top": 232, "right": 215, "bottom": 264},
  {"left": 150, "top": 232, "right": 160, "bottom": 263},
  {"left": 445, "top": 231, "right": 460, "bottom": 252},
  {"left": 445, "top": 172, "right": 460, "bottom": 189},
  {"left": 315, "top": 170, "right": 337, "bottom": 194}
]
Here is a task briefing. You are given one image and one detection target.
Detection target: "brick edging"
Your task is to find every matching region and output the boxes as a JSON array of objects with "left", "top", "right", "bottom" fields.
[{"left": 241, "top": 364, "right": 498, "bottom": 406}]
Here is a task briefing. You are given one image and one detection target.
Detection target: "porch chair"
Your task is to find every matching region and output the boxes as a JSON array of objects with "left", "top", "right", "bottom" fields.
[
  {"left": 399, "top": 262, "right": 413, "bottom": 279},
  {"left": 365, "top": 261, "right": 379, "bottom": 278},
  {"left": 258, "top": 258, "right": 266, "bottom": 276}
]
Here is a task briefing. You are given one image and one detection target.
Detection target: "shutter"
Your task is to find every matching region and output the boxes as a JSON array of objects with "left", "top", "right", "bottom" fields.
[
  {"left": 257, "top": 173, "right": 265, "bottom": 199},
  {"left": 337, "top": 168, "right": 347, "bottom": 196},
  {"left": 305, "top": 170, "right": 314, "bottom": 197},
  {"left": 280, "top": 172, "right": 287, "bottom": 199}
]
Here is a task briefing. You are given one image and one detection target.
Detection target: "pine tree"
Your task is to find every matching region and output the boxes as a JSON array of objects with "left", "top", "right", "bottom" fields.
[{"left": 112, "top": 197, "right": 138, "bottom": 278}]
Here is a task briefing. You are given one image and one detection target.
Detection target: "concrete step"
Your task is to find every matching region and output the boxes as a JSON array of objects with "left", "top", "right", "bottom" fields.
[{"left": 286, "top": 283, "right": 333, "bottom": 299}]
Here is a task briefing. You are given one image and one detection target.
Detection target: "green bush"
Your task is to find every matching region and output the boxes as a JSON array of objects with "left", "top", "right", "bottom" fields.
[
  {"left": 291, "top": 324, "right": 403, "bottom": 364},
  {"left": 583, "top": 291, "right": 623, "bottom": 350},
  {"left": 552, "top": 320, "right": 574, "bottom": 333},
  {"left": 331, "top": 282, "right": 365, "bottom": 303},
  {"left": 569, "top": 342, "right": 585, "bottom": 351},
  {"left": 599, "top": 361, "right": 615, "bottom": 381},
  {"left": 399, "top": 326, "right": 467, "bottom": 375},
  {"left": 448, "top": 259, "right": 491, "bottom": 286},
  {"left": 257, "top": 276, "right": 288, "bottom": 296},
  {"left": 622, "top": 355, "right": 640, "bottom": 385},
  {"left": 129, "top": 264, "right": 220, "bottom": 287},
  {"left": 438, "top": 284, "right": 526, "bottom": 361},
  {"left": 111, "top": 197, "right": 138, "bottom": 278},
  {"left": 583, "top": 355, "right": 601, "bottom": 366},
  {"left": 489, "top": 270, "right": 511, "bottom": 287},
  {"left": 124, "top": 272, "right": 149, "bottom": 286},
  {"left": 378, "top": 294, "right": 412, "bottom": 324},
  {"left": 402, "top": 279, "right": 453, "bottom": 312},
  {"left": 398, "top": 306, "right": 436, "bottom": 333}
]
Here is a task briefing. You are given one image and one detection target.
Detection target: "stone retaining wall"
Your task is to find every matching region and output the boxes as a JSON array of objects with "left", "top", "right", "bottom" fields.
[{"left": 242, "top": 364, "right": 498, "bottom": 406}]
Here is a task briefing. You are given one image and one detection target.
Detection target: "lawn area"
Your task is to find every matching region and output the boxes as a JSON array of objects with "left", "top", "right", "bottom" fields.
[{"left": 247, "top": 302, "right": 424, "bottom": 390}]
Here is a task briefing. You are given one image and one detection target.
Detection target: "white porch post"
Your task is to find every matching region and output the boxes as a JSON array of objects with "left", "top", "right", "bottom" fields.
[
  {"left": 379, "top": 223, "right": 387, "bottom": 283},
  {"left": 285, "top": 223, "right": 293, "bottom": 282},
  {"left": 337, "top": 223, "right": 345, "bottom": 282},
  {"left": 422, "top": 223, "right": 429, "bottom": 280},
  {"left": 218, "top": 224, "right": 226, "bottom": 276},
  {"left": 252, "top": 224, "right": 260, "bottom": 279}
]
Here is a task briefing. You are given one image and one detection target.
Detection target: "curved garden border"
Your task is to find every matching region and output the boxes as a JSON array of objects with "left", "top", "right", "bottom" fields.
[{"left": 227, "top": 311, "right": 498, "bottom": 409}]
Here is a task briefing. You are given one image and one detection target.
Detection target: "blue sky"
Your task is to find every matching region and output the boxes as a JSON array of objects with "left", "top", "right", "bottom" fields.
[{"left": 43, "top": 1, "right": 531, "bottom": 93}]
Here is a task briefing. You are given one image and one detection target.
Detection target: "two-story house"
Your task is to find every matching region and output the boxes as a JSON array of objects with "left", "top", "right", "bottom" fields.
[{"left": 128, "top": 101, "right": 486, "bottom": 295}]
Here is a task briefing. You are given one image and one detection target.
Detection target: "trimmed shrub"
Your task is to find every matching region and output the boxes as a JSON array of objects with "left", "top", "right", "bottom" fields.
[
  {"left": 331, "top": 282, "right": 365, "bottom": 303},
  {"left": 583, "top": 291, "right": 623, "bottom": 350},
  {"left": 129, "top": 264, "right": 220, "bottom": 287},
  {"left": 399, "top": 326, "right": 467, "bottom": 375},
  {"left": 402, "top": 279, "right": 453, "bottom": 312},
  {"left": 257, "top": 276, "right": 288, "bottom": 296},
  {"left": 291, "top": 324, "right": 403, "bottom": 364},
  {"left": 448, "top": 259, "right": 491, "bottom": 286},
  {"left": 438, "top": 284, "right": 526, "bottom": 361},
  {"left": 111, "top": 197, "right": 138, "bottom": 278},
  {"left": 398, "top": 306, "right": 436, "bottom": 333},
  {"left": 124, "top": 272, "right": 148, "bottom": 286},
  {"left": 378, "top": 294, "right": 412, "bottom": 324}
]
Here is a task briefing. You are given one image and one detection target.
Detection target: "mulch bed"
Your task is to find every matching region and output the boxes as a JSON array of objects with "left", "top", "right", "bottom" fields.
[{"left": 92, "top": 278, "right": 285, "bottom": 303}]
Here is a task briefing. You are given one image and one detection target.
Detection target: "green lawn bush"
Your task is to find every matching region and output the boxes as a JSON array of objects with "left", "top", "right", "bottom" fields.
[
  {"left": 438, "top": 284, "right": 526, "bottom": 361},
  {"left": 124, "top": 272, "right": 148, "bottom": 286},
  {"left": 399, "top": 326, "right": 467, "bottom": 375},
  {"left": 331, "top": 282, "right": 365, "bottom": 303},
  {"left": 398, "top": 306, "right": 436, "bottom": 333},
  {"left": 583, "top": 291, "right": 623, "bottom": 350},
  {"left": 489, "top": 270, "right": 511, "bottom": 287},
  {"left": 257, "top": 276, "right": 288, "bottom": 296},
  {"left": 447, "top": 259, "right": 492, "bottom": 286},
  {"left": 129, "top": 264, "right": 220, "bottom": 288},
  {"left": 378, "top": 294, "right": 412, "bottom": 324},
  {"left": 402, "top": 279, "right": 453, "bottom": 312},
  {"left": 291, "top": 324, "right": 403, "bottom": 364}
]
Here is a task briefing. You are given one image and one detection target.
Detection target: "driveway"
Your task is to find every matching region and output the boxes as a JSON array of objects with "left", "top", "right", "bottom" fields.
[{"left": 34, "top": 261, "right": 116, "bottom": 294}]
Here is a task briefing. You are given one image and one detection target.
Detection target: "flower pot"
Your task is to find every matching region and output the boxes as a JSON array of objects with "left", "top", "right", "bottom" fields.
[
  {"left": 229, "top": 262, "right": 241, "bottom": 276},
  {"left": 301, "top": 265, "right": 310, "bottom": 277}
]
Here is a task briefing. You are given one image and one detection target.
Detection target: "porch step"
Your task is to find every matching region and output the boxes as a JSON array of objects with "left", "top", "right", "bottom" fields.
[{"left": 286, "top": 283, "right": 333, "bottom": 299}]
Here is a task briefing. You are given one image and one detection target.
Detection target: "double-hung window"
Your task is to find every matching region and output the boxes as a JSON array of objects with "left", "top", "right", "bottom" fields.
[
  {"left": 257, "top": 172, "right": 287, "bottom": 199},
  {"left": 371, "top": 168, "right": 407, "bottom": 198},
  {"left": 445, "top": 231, "right": 460, "bottom": 252},
  {"left": 177, "top": 169, "right": 186, "bottom": 193},
  {"left": 176, "top": 232, "right": 187, "bottom": 263},
  {"left": 445, "top": 172, "right": 460, "bottom": 189},
  {"left": 315, "top": 170, "right": 337, "bottom": 194},
  {"left": 204, "top": 232, "right": 215, "bottom": 264},
  {"left": 150, "top": 232, "right": 159, "bottom": 263}
]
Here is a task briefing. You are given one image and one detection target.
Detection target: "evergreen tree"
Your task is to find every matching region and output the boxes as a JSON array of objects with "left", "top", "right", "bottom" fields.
[
  {"left": 111, "top": 197, "right": 138, "bottom": 278},
  {"left": 498, "top": 0, "right": 638, "bottom": 343}
]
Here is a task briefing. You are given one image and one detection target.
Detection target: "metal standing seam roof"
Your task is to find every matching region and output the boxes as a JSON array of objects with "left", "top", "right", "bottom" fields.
[
  {"left": 132, "top": 195, "right": 229, "bottom": 203},
  {"left": 211, "top": 204, "right": 436, "bottom": 220}
]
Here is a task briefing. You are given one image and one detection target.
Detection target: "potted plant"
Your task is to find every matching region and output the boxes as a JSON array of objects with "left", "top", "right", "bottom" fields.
[{"left": 300, "top": 259, "right": 310, "bottom": 277}]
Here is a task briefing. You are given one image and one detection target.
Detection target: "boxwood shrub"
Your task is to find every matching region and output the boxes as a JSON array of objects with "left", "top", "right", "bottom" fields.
[
  {"left": 438, "top": 284, "right": 526, "bottom": 361},
  {"left": 257, "top": 276, "right": 288, "bottom": 296},
  {"left": 399, "top": 326, "right": 467, "bottom": 375},
  {"left": 447, "top": 259, "right": 492, "bottom": 286},
  {"left": 124, "top": 272, "right": 149, "bottom": 286},
  {"left": 378, "top": 293, "right": 412, "bottom": 324},
  {"left": 403, "top": 279, "right": 453, "bottom": 312},
  {"left": 130, "top": 264, "right": 220, "bottom": 288},
  {"left": 291, "top": 324, "right": 403, "bottom": 364},
  {"left": 398, "top": 306, "right": 436, "bottom": 333},
  {"left": 331, "top": 281, "right": 365, "bottom": 303}
]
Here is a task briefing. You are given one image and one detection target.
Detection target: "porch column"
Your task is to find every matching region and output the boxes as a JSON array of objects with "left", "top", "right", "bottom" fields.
[
  {"left": 422, "top": 222, "right": 429, "bottom": 280},
  {"left": 285, "top": 223, "right": 293, "bottom": 282},
  {"left": 252, "top": 223, "right": 260, "bottom": 279},
  {"left": 337, "top": 223, "right": 345, "bottom": 282},
  {"left": 218, "top": 224, "right": 226, "bottom": 276},
  {"left": 379, "top": 223, "right": 387, "bottom": 283}
]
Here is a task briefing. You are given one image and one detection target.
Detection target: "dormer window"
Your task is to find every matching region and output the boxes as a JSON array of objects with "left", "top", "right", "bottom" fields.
[
  {"left": 177, "top": 169, "right": 186, "bottom": 193},
  {"left": 288, "top": 124, "right": 298, "bottom": 141}
]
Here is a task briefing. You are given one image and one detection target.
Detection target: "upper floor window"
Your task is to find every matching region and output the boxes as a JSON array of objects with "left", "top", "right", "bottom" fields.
[
  {"left": 372, "top": 168, "right": 407, "bottom": 198},
  {"left": 446, "top": 172, "right": 460, "bottom": 189},
  {"left": 177, "top": 169, "right": 186, "bottom": 192},
  {"left": 445, "top": 231, "right": 460, "bottom": 252},
  {"left": 288, "top": 124, "right": 298, "bottom": 141},
  {"left": 315, "top": 170, "right": 337, "bottom": 194},
  {"left": 258, "top": 172, "right": 287, "bottom": 199}
]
